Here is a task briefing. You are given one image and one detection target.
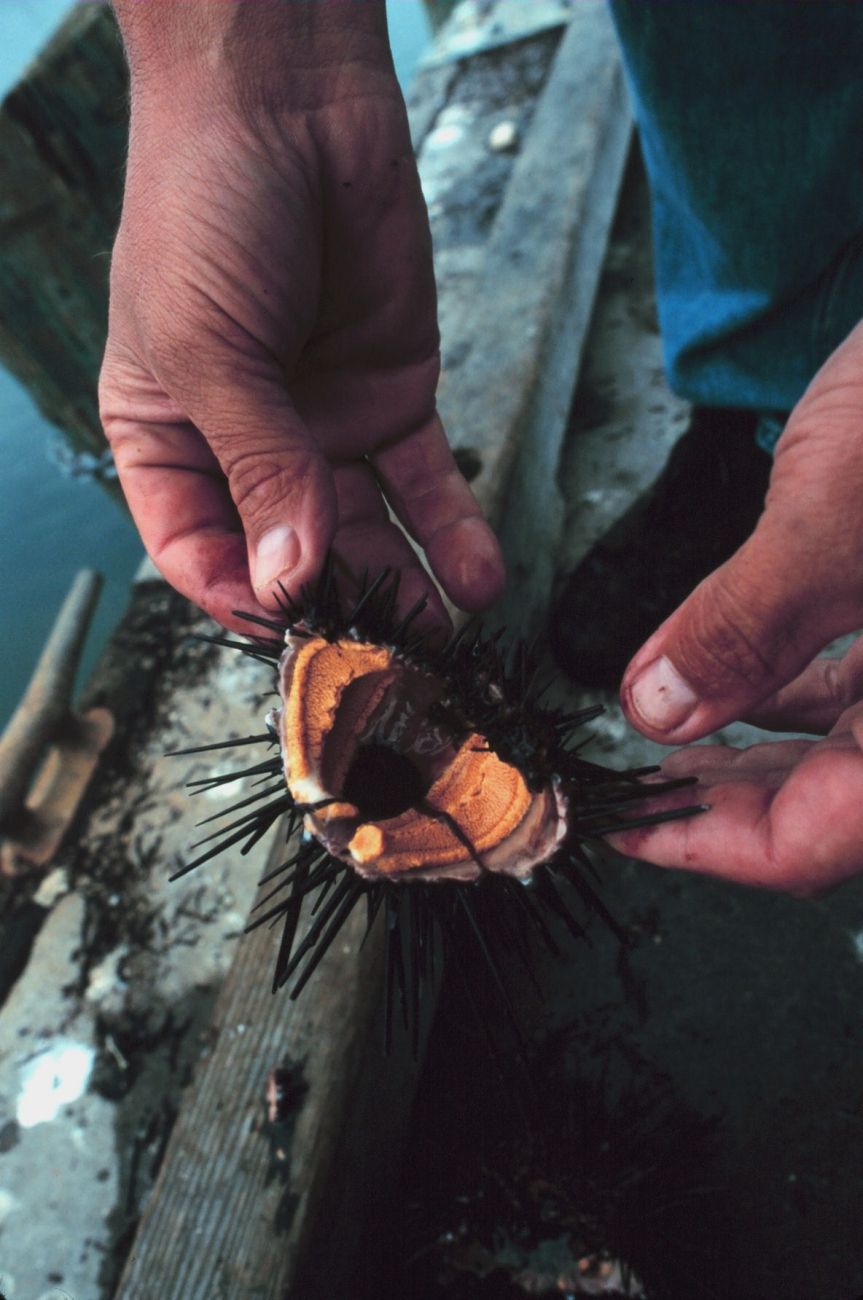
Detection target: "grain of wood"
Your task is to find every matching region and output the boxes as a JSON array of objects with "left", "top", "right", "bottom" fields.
[
  {"left": 115, "top": 856, "right": 389, "bottom": 1300},
  {"left": 435, "top": 4, "right": 632, "bottom": 635}
]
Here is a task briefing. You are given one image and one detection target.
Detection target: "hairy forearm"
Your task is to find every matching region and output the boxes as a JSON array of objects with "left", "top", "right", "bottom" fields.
[{"left": 113, "top": 0, "right": 394, "bottom": 111}]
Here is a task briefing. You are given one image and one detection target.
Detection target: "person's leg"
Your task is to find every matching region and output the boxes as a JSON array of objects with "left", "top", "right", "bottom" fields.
[
  {"left": 552, "top": 3, "right": 863, "bottom": 688},
  {"left": 609, "top": 0, "right": 863, "bottom": 410}
]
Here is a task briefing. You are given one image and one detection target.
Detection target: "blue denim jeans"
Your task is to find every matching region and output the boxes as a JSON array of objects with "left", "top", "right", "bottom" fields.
[{"left": 609, "top": 1, "right": 863, "bottom": 438}]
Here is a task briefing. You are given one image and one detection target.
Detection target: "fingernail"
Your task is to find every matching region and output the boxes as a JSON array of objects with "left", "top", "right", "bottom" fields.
[
  {"left": 252, "top": 525, "right": 300, "bottom": 592},
  {"left": 628, "top": 656, "right": 698, "bottom": 733},
  {"left": 453, "top": 518, "right": 505, "bottom": 608}
]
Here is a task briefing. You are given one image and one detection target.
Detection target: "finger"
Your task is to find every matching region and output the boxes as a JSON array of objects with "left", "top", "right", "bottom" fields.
[
  {"left": 606, "top": 781, "right": 777, "bottom": 888},
  {"left": 742, "top": 659, "right": 844, "bottom": 735},
  {"left": 181, "top": 376, "right": 337, "bottom": 612},
  {"left": 743, "top": 636, "right": 863, "bottom": 734},
  {"left": 103, "top": 400, "right": 284, "bottom": 631},
  {"left": 620, "top": 514, "right": 860, "bottom": 745},
  {"left": 656, "top": 739, "right": 812, "bottom": 785},
  {"left": 331, "top": 461, "right": 450, "bottom": 630},
  {"left": 373, "top": 415, "right": 506, "bottom": 614},
  {"left": 608, "top": 740, "right": 863, "bottom": 895},
  {"left": 108, "top": 329, "right": 340, "bottom": 610}
]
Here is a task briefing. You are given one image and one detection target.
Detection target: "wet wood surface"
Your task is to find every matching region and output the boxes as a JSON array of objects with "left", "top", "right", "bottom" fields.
[{"left": 115, "top": 874, "right": 395, "bottom": 1300}]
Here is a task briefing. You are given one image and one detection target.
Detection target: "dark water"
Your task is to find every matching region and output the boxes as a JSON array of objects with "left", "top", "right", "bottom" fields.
[{"left": 0, "top": 0, "right": 431, "bottom": 730}]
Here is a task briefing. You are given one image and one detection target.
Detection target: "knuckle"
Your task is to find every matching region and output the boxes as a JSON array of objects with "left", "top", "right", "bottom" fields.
[
  {"left": 680, "top": 578, "right": 779, "bottom": 693},
  {"left": 226, "top": 446, "right": 313, "bottom": 520}
]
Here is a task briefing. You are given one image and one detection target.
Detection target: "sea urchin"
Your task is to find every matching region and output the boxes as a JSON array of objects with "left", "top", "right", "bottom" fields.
[{"left": 169, "top": 561, "right": 703, "bottom": 1050}]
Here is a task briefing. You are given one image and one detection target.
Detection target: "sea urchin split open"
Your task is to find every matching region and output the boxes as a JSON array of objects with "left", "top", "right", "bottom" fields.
[
  {"left": 170, "top": 561, "right": 704, "bottom": 1051},
  {"left": 277, "top": 631, "right": 567, "bottom": 883}
]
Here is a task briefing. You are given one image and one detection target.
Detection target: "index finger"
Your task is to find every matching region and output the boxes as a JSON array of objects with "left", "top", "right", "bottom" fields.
[
  {"left": 107, "top": 409, "right": 277, "bottom": 633},
  {"left": 743, "top": 636, "right": 863, "bottom": 735},
  {"left": 607, "top": 736, "right": 863, "bottom": 895}
]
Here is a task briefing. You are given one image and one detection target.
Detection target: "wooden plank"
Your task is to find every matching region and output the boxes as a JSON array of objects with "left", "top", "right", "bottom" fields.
[
  {"left": 113, "top": 836, "right": 433, "bottom": 1300},
  {"left": 0, "top": 570, "right": 103, "bottom": 833},
  {"left": 114, "top": 875, "right": 384, "bottom": 1298},
  {"left": 436, "top": 2, "right": 632, "bottom": 635},
  {"left": 0, "top": 585, "right": 283, "bottom": 1300},
  {"left": 406, "top": 59, "right": 458, "bottom": 153}
]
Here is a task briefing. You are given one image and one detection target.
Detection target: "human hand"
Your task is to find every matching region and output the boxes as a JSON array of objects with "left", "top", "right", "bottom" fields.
[
  {"left": 100, "top": 2, "right": 504, "bottom": 634},
  {"left": 610, "top": 320, "right": 863, "bottom": 893}
]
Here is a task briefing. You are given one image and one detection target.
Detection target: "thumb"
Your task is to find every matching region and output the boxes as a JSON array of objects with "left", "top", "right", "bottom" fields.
[{"left": 619, "top": 519, "right": 858, "bottom": 743}]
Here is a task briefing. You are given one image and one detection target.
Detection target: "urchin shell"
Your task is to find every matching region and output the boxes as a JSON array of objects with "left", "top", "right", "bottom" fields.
[{"left": 275, "top": 631, "right": 567, "bottom": 883}]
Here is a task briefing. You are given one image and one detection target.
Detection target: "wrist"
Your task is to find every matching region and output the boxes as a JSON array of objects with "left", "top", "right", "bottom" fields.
[{"left": 114, "top": 0, "right": 395, "bottom": 115}]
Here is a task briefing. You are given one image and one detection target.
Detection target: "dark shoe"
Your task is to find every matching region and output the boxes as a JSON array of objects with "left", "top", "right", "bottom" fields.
[{"left": 549, "top": 407, "right": 775, "bottom": 690}]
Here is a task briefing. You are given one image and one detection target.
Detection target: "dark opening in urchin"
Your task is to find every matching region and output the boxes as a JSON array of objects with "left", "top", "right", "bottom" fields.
[{"left": 341, "top": 742, "right": 429, "bottom": 821}]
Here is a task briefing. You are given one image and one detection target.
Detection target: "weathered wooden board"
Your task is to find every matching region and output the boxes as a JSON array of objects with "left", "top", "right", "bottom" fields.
[
  {"left": 0, "top": 584, "right": 282, "bottom": 1300},
  {"left": 112, "top": 832, "right": 438, "bottom": 1300},
  {"left": 114, "top": 884, "right": 384, "bottom": 1299},
  {"left": 434, "top": 4, "right": 633, "bottom": 635}
]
